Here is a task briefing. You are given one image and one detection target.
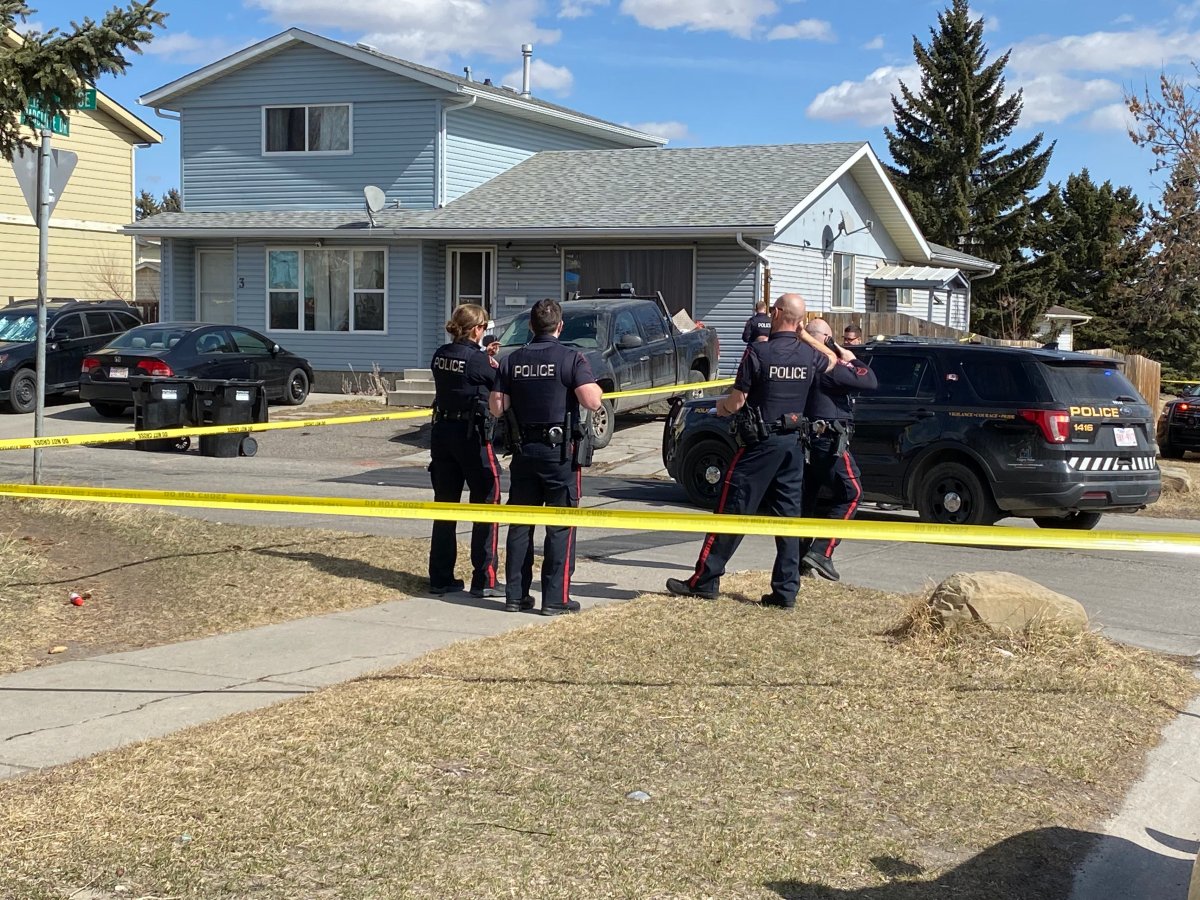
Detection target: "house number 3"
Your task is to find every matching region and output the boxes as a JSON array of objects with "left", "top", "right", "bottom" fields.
[{"left": 238, "top": 277, "right": 245, "bottom": 288}]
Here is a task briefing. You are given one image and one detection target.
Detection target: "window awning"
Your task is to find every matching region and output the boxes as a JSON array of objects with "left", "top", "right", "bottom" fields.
[{"left": 865, "top": 265, "right": 969, "bottom": 289}]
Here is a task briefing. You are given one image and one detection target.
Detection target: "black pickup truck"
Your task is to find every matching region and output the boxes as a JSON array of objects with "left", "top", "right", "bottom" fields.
[{"left": 495, "top": 291, "right": 720, "bottom": 448}]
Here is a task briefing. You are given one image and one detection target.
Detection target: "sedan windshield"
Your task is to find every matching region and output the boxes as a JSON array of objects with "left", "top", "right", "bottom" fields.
[{"left": 0, "top": 314, "right": 37, "bottom": 343}]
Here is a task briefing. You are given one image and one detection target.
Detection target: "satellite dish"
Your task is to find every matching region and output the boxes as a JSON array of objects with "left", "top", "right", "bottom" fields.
[
  {"left": 364, "top": 185, "right": 386, "bottom": 227},
  {"left": 840, "top": 210, "right": 856, "bottom": 233}
]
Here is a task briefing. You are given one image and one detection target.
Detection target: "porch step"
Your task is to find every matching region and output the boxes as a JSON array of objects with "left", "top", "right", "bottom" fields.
[
  {"left": 398, "top": 368, "right": 434, "bottom": 384},
  {"left": 386, "top": 382, "right": 437, "bottom": 408}
]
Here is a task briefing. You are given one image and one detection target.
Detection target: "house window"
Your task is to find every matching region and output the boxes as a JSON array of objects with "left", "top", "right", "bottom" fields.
[
  {"left": 831, "top": 253, "right": 854, "bottom": 309},
  {"left": 267, "top": 248, "right": 385, "bottom": 332},
  {"left": 896, "top": 287, "right": 913, "bottom": 307},
  {"left": 263, "top": 104, "right": 351, "bottom": 154},
  {"left": 563, "top": 247, "right": 694, "bottom": 317}
]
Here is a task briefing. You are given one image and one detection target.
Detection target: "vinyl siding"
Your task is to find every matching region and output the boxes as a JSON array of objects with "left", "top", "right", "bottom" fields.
[
  {"left": 422, "top": 240, "right": 444, "bottom": 361},
  {"left": 694, "top": 241, "right": 757, "bottom": 376},
  {"left": 0, "top": 225, "right": 134, "bottom": 303},
  {"left": 494, "top": 242, "right": 562, "bottom": 311},
  {"left": 170, "top": 239, "right": 196, "bottom": 320},
  {"left": 444, "top": 106, "right": 635, "bottom": 202},
  {"left": 176, "top": 45, "right": 439, "bottom": 210},
  {"left": 774, "top": 174, "right": 903, "bottom": 262}
]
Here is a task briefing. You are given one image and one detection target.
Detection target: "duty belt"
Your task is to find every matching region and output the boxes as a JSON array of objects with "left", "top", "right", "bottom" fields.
[
  {"left": 810, "top": 418, "right": 852, "bottom": 436},
  {"left": 767, "top": 412, "right": 807, "bottom": 435},
  {"left": 432, "top": 408, "right": 472, "bottom": 423},
  {"left": 520, "top": 424, "right": 566, "bottom": 446}
]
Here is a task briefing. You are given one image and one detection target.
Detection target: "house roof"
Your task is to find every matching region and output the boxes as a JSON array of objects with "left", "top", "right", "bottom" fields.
[
  {"left": 865, "top": 265, "right": 969, "bottom": 289},
  {"left": 1044, "top": 304, "right": 1092, "bottom": 320},
  {"left": 927, "top": 241, "right": 999, "bottom": 274},
  {"left": 139, "top": 29, "right": 660, "bottom": 149},
  {"left": 2, "top": 28, "right": 162, "bottom": 144}
]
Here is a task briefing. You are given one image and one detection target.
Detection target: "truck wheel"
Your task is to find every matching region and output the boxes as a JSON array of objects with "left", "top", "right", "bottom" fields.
[
  {"left": 1032, "top": 511, "right": 1102, "bottom": 530},
  {"left": 685, "top": 368, "right": 707, "bottom": 400},
  {"left": 7, "top": 369, "right": 37, "bottom": 414},
  {"left": 679, "top": 439, "right": 734, "bottom": 509},
  {"left": 591, "top": 398, "right": 615, "bottom": 449},
  {"left": 916, "top": 461, "right": 999, "bottom": 526}
]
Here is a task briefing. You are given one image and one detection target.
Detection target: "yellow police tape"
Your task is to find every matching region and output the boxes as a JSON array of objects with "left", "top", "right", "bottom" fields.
[
  {"left": 0, "top": 377, "right": 735, "bottom": 453},
  {"left": 1, "top": 482, "right": 1198, "bottom": 556}
]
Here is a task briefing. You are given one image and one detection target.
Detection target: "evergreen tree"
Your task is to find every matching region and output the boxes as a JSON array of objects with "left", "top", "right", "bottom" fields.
[
  {"left": 884, "top": 0, "right": 1054, "bottom": 338},
  {"left": 135, "top": 187, "right": 182, "bottom": 219},
  {"left": 0, "top": 1, "right": 165, "bottom": 161}
]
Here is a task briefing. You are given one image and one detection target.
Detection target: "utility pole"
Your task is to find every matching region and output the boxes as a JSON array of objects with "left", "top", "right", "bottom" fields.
[{"left": 33, "top": 128, "right": 51, "bottom": 485}]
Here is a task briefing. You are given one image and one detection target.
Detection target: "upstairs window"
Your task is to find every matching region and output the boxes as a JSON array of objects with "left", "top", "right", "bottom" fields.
[
  {"left": 263, "top": 104, "right": 351, "bottom": 154},
  {"left": 831, "top": 253, "right": 855, "bottom": 309}
]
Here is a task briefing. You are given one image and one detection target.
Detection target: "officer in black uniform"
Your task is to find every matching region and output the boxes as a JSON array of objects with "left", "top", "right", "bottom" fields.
[
  {"left": 798, "top": 318, "right": 878, "bottom": 582},
  {"left": 428, "top": 303, "right": 502, "bottom": 597},
  {"left": 667, "top": 294, "right": 856, "bottom": 609},
  {"left": 490, "top": 298, "right": 602, "bottom": 615},
  {"left": 741, "top": 299, "right": 772, "bottom": 343}
]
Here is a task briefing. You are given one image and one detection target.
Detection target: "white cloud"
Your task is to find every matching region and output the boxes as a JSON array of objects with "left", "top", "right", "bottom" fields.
[
  {"left": 1009, "top": 28, "right": 1200, "bottom": 75},
  {"left": 1082, "top": 101, "right": 1137, "bottom": 132},
  {"left": 984, "top": 15, "right": 1000, "bottom": 32},
  {"left": 806, "top": 64, "right": 917, "bottom": 126},
  {"left": 618, "top": 0, "right": 777, "bottom": 39},
  {"left": 502, "top": 58, "right": 574, "bottom": 95},
  {"left": 862, "top": 34, "right": 884, "bottom": 51},
  {"left": 624, "top": 119, "right": 691, "bottom": 141},
  {"left": 144, "top": 32, "right": 245, "bottom": 65},
  {"left": 1018, "top": 74, "right": 1122, "bottom": 125},
  {"left": 1113, "top": 13, "right": 1135, "bottom": 24},
  {"left": 248, "top": 0, "right": 561, "bottom": 65},
  {"left": 17, "top": 19, "right": 46, "bottom": 35},
  {"left": 766, "top": 18, "right": 835, "bottom": 42},
  {"left": 559, "top": 0, "right": 608, "bottom": 17}
]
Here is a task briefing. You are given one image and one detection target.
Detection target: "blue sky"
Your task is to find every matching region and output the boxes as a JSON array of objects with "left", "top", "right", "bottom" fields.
[{"left": 26, "top": 0, "right": 1200, "bottom": 207}]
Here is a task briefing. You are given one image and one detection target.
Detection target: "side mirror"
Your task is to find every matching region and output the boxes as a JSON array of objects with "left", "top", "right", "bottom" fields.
[
  {"left": 271, "top": 344, "right": 281, "bottom": 355},
  {"left": 618, "top": 333, "right": 644, "bottom": 350}
]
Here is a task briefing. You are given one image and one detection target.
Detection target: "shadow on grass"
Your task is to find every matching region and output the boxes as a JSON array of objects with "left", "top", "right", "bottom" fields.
[
  {"left": 765, "top": 826, "right": 1194, "bottom": 899},
  {"left": 252, "top": 548, "right": 424, "bottom": 594}
]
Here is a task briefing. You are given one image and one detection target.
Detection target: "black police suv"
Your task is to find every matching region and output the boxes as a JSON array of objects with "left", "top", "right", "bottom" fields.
[
  {"left": 0, "top": 299, "right": 143, "bottom": 413},
  {"left": 663, "top": 340, "right": 1161, "bottom": 530},
  {"left": 79, "top": 323, "right": 314, "bottom": 417},
  {"left": 1158, "top": 383, "right": 1200, "bottom": 459}
]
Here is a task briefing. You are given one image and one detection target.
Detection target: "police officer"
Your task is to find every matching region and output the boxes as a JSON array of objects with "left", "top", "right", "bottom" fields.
[
  {"left": 490, "top": 298, "right": 602, "bottom": 615},
  {"left": 798, "top": 318, "right": 877, "bottom": 582},
  {"left": 428, "top": 303, "right": 502, "bottom": 597},
  {"left": 666, "top": 294, "right": 854, "bottom": 609},
  {"left": 741, "top": 299, "right": 772, "bottom": 343}
]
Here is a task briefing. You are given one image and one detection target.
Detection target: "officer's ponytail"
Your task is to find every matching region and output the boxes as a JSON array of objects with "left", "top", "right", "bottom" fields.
[{"left": 446, "top": 304, "right": 488, "bottom": 341}]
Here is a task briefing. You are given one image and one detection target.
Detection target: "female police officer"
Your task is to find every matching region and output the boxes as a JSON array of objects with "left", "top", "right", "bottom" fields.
[{"left": 428, "top": 303, "right": 502, "bottom": 597}]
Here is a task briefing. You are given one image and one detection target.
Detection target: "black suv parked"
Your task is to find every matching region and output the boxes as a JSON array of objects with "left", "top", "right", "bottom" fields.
[
  {"left": 0, "top": 300, "right": 143, "bottom": 413},
  {"left": 663, "top": 340, "right": 1161, "bottom": 529},
  {"left": 1158, "top": 383, "right": 1200, "bottom": 459}
]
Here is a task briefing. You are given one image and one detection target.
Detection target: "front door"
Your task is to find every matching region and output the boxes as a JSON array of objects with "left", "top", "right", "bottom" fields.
[
  {"left": 447, "top": 247, "right": 494, "bottom": 318},
  {"left": 197, "top": 249, "right": 236, "bottom": 324}
]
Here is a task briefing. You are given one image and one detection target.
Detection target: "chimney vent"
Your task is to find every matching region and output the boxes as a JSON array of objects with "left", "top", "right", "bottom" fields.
[
  {"left": 463, "top": 66, "right": 472, "bottom": 82},
  {"left": 521, "top": 44, "right": 533, "bottom": 97}
]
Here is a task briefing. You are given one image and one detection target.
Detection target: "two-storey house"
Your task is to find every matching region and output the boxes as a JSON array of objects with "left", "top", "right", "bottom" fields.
[
  {"left": 1, "top": 28, "right": 162, "bottom": 305},
  {"left": 128, "top": 28, "right": 995, "bottom": 384}
]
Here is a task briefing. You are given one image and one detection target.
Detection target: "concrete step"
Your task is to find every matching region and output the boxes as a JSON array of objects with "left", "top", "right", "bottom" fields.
[
  {"left": 386, "top": 388, "right": 436, "bottom": 408},
  {"left": 398, "top": 368, "right": 434, "bottom": 383}
]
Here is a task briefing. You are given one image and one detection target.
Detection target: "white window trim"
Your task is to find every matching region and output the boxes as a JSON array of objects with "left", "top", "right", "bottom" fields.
[
  {"left": 559, "top": 244, "right": 697, "bottom": 315},
  {"left": 445, "top": 245, "right": 498, "bottom": 320},
  {"left": 896, "top": 286, "right": 914, "bottom": 308},
  {"left": 264, "top": 246, "right": 388, "bottom": 334},
  {"left": 261, "top": 103, "right": 354, "bottom": 156},
  {"left": 831, "top": 252, "right": 855, "bottom": 310}
]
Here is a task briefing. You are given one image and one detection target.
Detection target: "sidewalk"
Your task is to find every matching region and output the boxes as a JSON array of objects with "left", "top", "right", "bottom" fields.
[{"left": 0, "top": 556, "right": 1196, "bottom": 897}]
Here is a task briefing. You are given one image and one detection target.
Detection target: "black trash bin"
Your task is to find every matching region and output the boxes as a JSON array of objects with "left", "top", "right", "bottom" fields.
[
  {"left": 130, "top": 376, "right": 195, "bottom": 452},
  {"left": 192, "top": 379, "right": 268, "bottom": 458}
]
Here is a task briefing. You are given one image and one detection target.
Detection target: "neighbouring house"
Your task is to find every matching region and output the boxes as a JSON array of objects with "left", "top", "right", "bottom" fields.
[
  {"left": 1034, "top": 304, "right": 1092, "bottom": 352},
  {"left": 0, "top": 28, "right": 162, "bottom": 305},
  {"left": 127, "top": 28, "right": 996, "bottom": 384},
  {"left": 134, "top": 235, "right": 161, "bottom": 318}
]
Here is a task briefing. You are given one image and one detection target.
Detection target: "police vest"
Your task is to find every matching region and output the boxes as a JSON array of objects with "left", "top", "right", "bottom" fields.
[
  {"left": 501, "top": 334, "right": 594, "bottom": 426},
  {"left": 735, "top": 333, "right": 828, "bottom": 424},
  {"left": 430, "top": 338, "right": 496, "bottom": 414}
]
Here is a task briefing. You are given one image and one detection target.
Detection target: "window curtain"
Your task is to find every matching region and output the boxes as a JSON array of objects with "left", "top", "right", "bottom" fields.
[
  {"left": 309, "top": 106, "right": 349, "bottom": 151},
  {"left": 565, "top": 248, "right": 693, "bottom": 316}
]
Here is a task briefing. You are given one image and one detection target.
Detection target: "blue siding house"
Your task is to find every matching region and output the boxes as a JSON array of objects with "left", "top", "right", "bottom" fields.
[{"left": 129, "top": 28, "right": 996, "bottom": 385}]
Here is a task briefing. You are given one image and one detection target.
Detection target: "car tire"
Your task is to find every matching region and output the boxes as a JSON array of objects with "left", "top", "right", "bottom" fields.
[
  {"left": 283, "top": 368, "right": 310, "bottom": 406},
  {"left": 7, "top": 369, "right": 37, "bottom": 414},
  {"left": 1160, "top": 441, "right": 1185, "bottom": 460},
  {"left": 89, "top": 401, "right": 128, "bottom": 418},
  {"left": 591, "top": 398, "right": 615, "bottom": 449},
  {"left": 679, "top": 439, "right": 735, "bottom": 509},
  {"left": 1032, "top": 511, "right": 1103, "bottom": 530},
  {"left": 916, "top": 460, "right": 999, "bottom": 526}
]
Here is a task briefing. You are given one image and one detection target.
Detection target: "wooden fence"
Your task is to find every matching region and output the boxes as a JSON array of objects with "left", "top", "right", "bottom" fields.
[{"left": 1077, "top": 348, "right": 1163, "bottom": 414}]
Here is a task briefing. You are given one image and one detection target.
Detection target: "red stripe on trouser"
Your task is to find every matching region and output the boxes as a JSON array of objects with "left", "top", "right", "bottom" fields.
[
  {"left": 485, "top": 444, "right": 500, "bottom": 586},
  {"left": 690, "top": 446, "right": 745, "bottom": 587},
  {"left": 825, "top": 451, "right": 862, "bottom": 559},
  {"left": 562, "top": 468, "right": 581, "bottom": 606}
]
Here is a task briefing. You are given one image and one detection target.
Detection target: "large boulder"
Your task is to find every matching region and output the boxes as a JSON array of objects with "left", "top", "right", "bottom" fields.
[
  {"left": 928, "top": 571, "right": 1089, "bottom": 633},
  {"left": 1160, "top": 464, "right": 1193, "bottom": 494}
]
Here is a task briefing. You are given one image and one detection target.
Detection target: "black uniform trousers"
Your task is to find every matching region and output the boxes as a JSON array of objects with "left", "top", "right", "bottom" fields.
[
  {"left": 428, "top": 419, "right": 501, "bottom": 591},
  {"left": 800, "top": 435, "right": 863, "bottom": 561},
  {"left": 687, "top": 432, "right": 806, "bottom": 604},
  {"left": 505, "top": 441, "right": 580, "bottom": 609}
]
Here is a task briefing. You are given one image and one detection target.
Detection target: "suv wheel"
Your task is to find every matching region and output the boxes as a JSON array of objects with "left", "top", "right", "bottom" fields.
[
  {"left": 1032, "top": 511, "right": 1102, "bottom": 530},
  {"left": 1160, "top": 441, "right": 1185, "bottom": 460},
  {"left": 680, "top": 439, "right": 734, "bottom": 509},
  {"left": 7, "top": 369, "right": 37, "bottom": 414},
  {"left": 916, "top": 461, "right": 999, "bottom": 526}
]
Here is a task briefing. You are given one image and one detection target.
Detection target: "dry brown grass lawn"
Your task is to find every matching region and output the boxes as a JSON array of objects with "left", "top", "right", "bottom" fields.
[
  {"left": 0, "top": 574, "right": 1193, "bottom": 899},
  {"left": 1142, "top": 457, "right": 1200, "bottom": 519},
  {"left": 0, "top": 498, "right": 437, "bottom": 675},
  {"left": 273, "top": 397, "right": 388, "bottom": 419}
]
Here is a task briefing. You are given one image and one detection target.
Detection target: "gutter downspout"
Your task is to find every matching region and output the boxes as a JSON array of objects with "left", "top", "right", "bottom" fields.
[
  {"left": 736, "top": 231, "right": 771, "bottom": 309},
  {"left": 153, "top": 108, "right": 181, "bottom": 122},
  {"left": 438, "top": 95, "right": 476, "bottom": 208}
]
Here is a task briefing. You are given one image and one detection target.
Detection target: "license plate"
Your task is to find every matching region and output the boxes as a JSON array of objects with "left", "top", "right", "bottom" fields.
[
  {"left": 161, "top": 389, "right": 178, "bottom": 400},
  {"left": 1114, "top": 426, "right": 1136, "bottom": 447},
  {"left": 109, "top": 366, "right": 128, "bottom": 380}
]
